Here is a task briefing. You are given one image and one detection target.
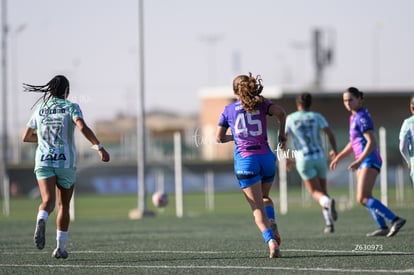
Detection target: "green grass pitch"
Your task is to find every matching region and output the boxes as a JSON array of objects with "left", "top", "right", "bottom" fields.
[{"left": 0, "top": 192, "right": 413, "bottom": 274}]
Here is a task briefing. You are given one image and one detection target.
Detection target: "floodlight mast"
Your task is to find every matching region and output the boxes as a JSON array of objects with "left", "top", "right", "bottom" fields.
[
  {"left": 1, "top": 0, "right": 10, "bottom": 216},
  {"left": 313, "top": 28, "right": 335, "bottom": 91},
  {"left": 134, "top": 0, "right": 153, "bottom": 218},
  {"left": 137, "top": 0, "right": 146, "bottom": 215}
]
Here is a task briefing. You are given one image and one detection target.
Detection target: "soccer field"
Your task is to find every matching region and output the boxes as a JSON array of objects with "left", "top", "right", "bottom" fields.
[{"left": 0, "top": 193, "right": 413, "bottom": 274}]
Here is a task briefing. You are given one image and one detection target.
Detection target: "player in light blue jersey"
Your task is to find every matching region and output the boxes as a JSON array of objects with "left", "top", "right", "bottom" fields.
[
  {"left": 330, "top": 87, "right": 406, "bottom": 237},
  {"left": 216, "top": 73, "right": 286, "bottom": 258},
  {"left": 22, "top": 75, "right": 110, "bottom": 259},
  {"left": 399, "top": 95, "right": 414, "bottom": 188},
  {"left": 285, "top": 92, "right": 338, "bottom": 233}
]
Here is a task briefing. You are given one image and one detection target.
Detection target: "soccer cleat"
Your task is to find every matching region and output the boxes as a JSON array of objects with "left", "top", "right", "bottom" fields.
[
  {"left": 270, "top": 222, "right": 282, "bottom": 245},
  {"left": 328, "top": 199, "right": 338, "bottom": 221},
  {"left": 366, "top": 228, "right": 389, "bottom": 237},
  {"left": 52, "top": 248, "right": 68, "bottom": 259},
  {"left": 34, "top": 219, "right": 46, "bottom": 250},
  {"left": 324, "top": 224, "right": 334, "bottom": 234},
  {"left": 268, "top": 239, "right": 281, "bottom": 258},
  {"left": 386, "top": 217, "right": 406, "bottom": 237}
]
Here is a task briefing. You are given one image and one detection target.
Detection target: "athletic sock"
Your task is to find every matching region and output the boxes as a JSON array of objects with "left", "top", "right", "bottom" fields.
[
  {"left": 56, "top": 230, "right": 68, "bottom": 251},
  {"left": 322, "top": 209, "right": 332, "bottom": 226},
  {"left": 265, "top": 206, "right": 275, "bottom": 223},
  {"left": 262, "top": 228, "right": 275, "bottom": 244},
  {"left": 368, "top": 208, "right": 387, "bottom": 229},
  {"left": 366, "top": 197, "right": 397, "bottom": 223},
  {"left": 37, "top": 210, "right": 49, "bottom": 223},
  {"left": 318, "top": 195, "right": 330, "bottom": 209}
]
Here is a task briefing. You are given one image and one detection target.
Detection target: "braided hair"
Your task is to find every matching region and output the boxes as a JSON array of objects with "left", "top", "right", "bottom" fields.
[
  {"left": 23, "top": 75, "right": 70, "bottom": 108},
  {"left": 232, "top": 72, "right": 264, "bottom": 113}
]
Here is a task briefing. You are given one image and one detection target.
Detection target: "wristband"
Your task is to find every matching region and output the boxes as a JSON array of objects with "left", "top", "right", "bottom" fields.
[{"left": 91, "top": 144, "right": 103, "bottom": 151}]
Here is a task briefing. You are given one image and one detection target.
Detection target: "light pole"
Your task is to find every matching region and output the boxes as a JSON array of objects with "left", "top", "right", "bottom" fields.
[
  {"left": 290, "top": 40, "right": 308, "bottom": 86},
  {"left": 129, "top": 0, "right": 153, "bottom": 219},
  {"left": 10, "top": 24, "right": 26, "bottom": 164},
  {"left": 1, "top": 0, "right": 10, "bottom": 216},
  {"left": 312, "top": 28, "right": 335, "bottom": 91},
  {"left": 199, "top": 34, "right": 223, "bottom": 86},
  {"left": 372, "top": 23, "right": 382, "bottom": 89}
]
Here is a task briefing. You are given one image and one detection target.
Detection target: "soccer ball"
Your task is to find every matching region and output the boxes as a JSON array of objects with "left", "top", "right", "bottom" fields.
[{"left": 152, "top": 191, "right": 168, "bottom": 208}]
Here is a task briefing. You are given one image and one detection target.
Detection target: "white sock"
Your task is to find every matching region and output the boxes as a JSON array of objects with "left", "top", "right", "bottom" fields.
[
  {"left": 37, "top": 210, "right": 49, "bottom": 223},
  {"left": 56, "top": 230, "right": 68, "bottom": 251},
  {"left": 322, "top": 209, "right": 332, "bottom": 226},
  {"left": 319, "top": 196, "right": 331, "bottom": 209}
]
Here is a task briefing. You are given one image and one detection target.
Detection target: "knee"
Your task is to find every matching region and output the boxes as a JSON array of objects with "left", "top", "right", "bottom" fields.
[
  {"left": 57, "top": 201, "right": 71, "bottom": 212},
  {"left": 263, "top": 196, "right": 272, "bottom": 203}
]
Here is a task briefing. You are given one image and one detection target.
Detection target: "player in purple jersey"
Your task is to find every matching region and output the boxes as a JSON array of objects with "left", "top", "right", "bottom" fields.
[
  {"left": 330, "top": 87, "right": 406, "bottom": 237},
  {"left": 22, "top": 75, "right": 110, "bottom": 259},
  {"left": 216, "top": 73, "right": 286, "bottom": 258}
]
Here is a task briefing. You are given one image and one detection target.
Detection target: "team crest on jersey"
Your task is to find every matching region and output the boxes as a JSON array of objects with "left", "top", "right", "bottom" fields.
[
  {"left": 40, "top": 153, "right": 67, "bottom": 161},
  {"left": 360, "top": 117, "right": 368, "bottom": 128}
]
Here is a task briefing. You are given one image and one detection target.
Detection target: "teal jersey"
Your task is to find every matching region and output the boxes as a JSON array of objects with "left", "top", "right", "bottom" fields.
[
  {"left": 285, "top": 110, "right": 328, "bottom": 160},
  {"left": 399, "top": 115, "right": 414, "bottom": 163},
  {"left": 27, "top": 98, "right": 83, "bottom": 169}
]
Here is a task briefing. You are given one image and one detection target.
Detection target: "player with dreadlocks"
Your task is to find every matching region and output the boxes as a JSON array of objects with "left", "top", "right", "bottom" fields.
[
  {"left": 22, "top": 75, "right": 110, "bottom": 259},
  {"left": 216, "top": 72, "right": 286, "bottom": 258}
]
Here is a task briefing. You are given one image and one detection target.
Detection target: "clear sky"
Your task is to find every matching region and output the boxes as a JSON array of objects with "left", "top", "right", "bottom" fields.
[{"left": 2, "top": 0, "right": 414, "bottom": 133}]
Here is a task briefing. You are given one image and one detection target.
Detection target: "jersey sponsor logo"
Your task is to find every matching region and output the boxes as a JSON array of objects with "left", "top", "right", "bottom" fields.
[
  {"left": 39, "top": 108, "right": 66, "bottom": 116},
  {"left": 293, "top": 118, "right": 315, "bottom": 127},
  {"left": 235, "top": 104, "right": 244, "bottom": 111},
  {"left": 40, "top": 153, "right": 67, "bottom": 161}
]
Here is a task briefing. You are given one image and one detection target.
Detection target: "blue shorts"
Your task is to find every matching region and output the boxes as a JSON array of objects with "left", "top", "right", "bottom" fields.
[
  {"left": 295, "top": 157, "right": 328, "bottom": 180},
  {"left": 35, "top": 167, "right": 76, "bottom": 189},
  {"left": 234, "top": 151, "right": 276, "bottom": 189},
  {"left": 358, "top": 154, "right": 382, "bottom": 172}
]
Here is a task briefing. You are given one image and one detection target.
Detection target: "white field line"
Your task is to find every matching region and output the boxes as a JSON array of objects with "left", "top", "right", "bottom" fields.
[
  {"left": 0, "top": 263, "right": 414, "bottom": 273},
  {"left": 1, "top": 248, "right": 412, "bottom": 255},
  {"left": 1, "top": 249, "right": 413, "bottom": 273}
]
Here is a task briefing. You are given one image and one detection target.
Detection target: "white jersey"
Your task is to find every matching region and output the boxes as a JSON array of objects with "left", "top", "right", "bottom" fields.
[
  {"left": 27, "top": 97, "right": 83, "bottom": 169},
  {"left": 285, "top": 110, "right": 328, "bottom": 161},
  {"left": 399, "top": 115, "right": 414, "bottom": 164}
]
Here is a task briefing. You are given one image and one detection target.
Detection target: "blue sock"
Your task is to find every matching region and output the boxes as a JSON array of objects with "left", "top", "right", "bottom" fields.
[
  {"left": 262, "top": 228, "right": 275, "bottom": 243},
  {"left": 366, "top": 197, "right": 397, "bottom": 223},
  {"left": 368, "top": 208, "right": 387, "bottom": 229},
  {"left": 265, "top": 206, "right": 275, "bottom": 221}
]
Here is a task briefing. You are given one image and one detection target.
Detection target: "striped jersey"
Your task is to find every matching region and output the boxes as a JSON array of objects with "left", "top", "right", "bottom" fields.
[
  {"left": 27, "top": 97, "right": 83, "bottom": 169},
  {"left": 285, "top": 110, "right": 328, "bottom": 160},
  {"left": 399, "top": 115, "right": 414, "bottom": 163},
  {"left": 218, "top": 99, "right": 273, "bottom": 158}
]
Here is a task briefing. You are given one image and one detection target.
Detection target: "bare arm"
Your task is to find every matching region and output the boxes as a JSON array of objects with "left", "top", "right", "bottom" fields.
[
  {"left": 322, "top": 127, "right": 337, "bottom": 160},
  {"left": 215, "top": 126, "right": 233, "bottom": 143},
  {"left": 347, "top": 130, "right": 376, "bottom": 171},
  {"left": 22, "top": 127, "right": 38, "bottom": 143},
  {"left": 268, "top": 104, "right": 287, "bottom": 149},
  {"left": 74, "top": 118, "right": 110, "bottom": 162},
  {"left": 399, "top": 132, "right": 411, "bottom": 169},
  {"left": 329, "top": 141, "right": 353, "bottom": 170}
]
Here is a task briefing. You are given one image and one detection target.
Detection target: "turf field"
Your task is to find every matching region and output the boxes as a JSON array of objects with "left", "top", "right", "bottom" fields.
[{"left": 0, "top": 192, "right": 413, "bottom": 274}]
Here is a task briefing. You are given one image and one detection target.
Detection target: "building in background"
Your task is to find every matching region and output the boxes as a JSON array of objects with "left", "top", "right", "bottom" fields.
[{"left": 198, "top": 85, "right": 414, "bottom": 163}]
